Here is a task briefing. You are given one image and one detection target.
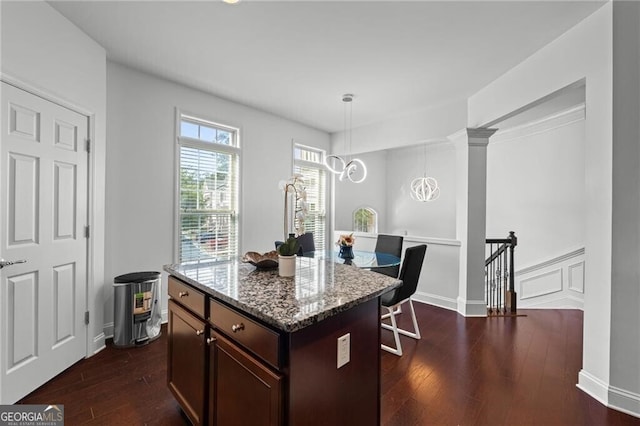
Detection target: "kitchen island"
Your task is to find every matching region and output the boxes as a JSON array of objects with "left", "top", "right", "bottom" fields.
[{"left": 164, "top": 255, "right": 401, "bottom": 426}]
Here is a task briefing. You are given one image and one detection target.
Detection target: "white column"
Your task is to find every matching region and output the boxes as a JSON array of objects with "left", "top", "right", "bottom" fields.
[{"left": 450, "top": 128, "right": 497, "bottom": 317}]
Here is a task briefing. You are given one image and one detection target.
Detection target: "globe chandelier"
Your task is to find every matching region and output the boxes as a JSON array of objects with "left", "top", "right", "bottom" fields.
[
  {"left": 324, "top": 94, "right": 367, "bottom": 184},
  {"left": 410, "top": 142, "right": 440, "bottom": 202}
]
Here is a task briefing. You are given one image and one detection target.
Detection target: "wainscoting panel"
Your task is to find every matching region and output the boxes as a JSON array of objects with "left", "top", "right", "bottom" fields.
[
  {"left": 568, "top": 261, "right": 585, "bottom": 293},
  {"left": 520, "top": 268, "right": 563, "bottom": 300},
  {"left": 516, "top": 248, "right": 585, "bottom": 309}
]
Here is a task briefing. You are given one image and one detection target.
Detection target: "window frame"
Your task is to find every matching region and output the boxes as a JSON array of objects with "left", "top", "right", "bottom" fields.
[
  {"left": 353, "top": 206, "right": 378, "bottom": 234},
  {"left": 293, "top": 143, "right": 327, "bottom": 251},
  {"left": 174, "top": 109, "right": 241, "bottom": 264}
]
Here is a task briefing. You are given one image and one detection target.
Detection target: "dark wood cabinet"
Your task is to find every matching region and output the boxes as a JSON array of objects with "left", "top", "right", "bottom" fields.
[
  {"left": 209, "top": 331, "right": 282, "bottom": 426},
  {"left": 167, "top": 274, "right": 381, "bottom": 426},
  {"left": 167, "top": 299, "right": 207, "bottom": 426}
]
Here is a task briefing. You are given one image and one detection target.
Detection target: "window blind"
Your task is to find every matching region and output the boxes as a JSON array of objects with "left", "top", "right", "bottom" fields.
[
  {"left": 294, "top": 145, "right": 327, "bottom": 251},
  {"left": 178, "top": 115, "right": 239, "bottom": 263}
]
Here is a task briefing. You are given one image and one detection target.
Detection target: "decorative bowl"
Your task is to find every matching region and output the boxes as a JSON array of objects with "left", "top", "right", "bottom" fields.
[{"left": 241, "top": 250, "right": 279, "bottom": 269}]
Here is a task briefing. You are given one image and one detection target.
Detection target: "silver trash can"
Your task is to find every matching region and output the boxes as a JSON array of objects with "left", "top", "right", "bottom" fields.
[{"left": 113, "top": 271, "right": 162, "bottom": 347}]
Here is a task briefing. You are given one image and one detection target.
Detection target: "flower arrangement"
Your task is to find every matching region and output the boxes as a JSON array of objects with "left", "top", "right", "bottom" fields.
[
  {"left": 279, "top": 174, "right": 308, "bottom": 240},
  {"left": 336, "top": 233, "right": 355, "bottom": 247}
]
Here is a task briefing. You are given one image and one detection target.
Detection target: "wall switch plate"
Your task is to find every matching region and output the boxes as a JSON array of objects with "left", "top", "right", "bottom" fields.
[{"left": 337, "top": 333, "right": 350, "bottom": 369}]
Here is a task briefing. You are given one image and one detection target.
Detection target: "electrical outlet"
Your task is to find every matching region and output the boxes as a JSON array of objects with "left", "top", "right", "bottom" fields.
[{"left": 337, "top": 333, "right": 350, "bottom": 369}]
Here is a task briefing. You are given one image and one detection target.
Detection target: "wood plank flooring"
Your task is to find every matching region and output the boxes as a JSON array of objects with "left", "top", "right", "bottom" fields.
[{"left": 19, "top": 304, "right": 640, "bottom": 425}]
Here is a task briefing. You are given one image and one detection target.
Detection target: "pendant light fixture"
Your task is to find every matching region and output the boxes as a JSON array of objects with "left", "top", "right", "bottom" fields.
[
  {"left": 410, "top": 142, "right": 440, "bottom": 202},
  {"left": 324, "top": 94, "right": 367, "bottom": 183}
]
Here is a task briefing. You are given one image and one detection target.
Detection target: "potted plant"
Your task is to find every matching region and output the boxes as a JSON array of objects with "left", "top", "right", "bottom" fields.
[{"left": 277, "top": 234, "right": 299, "bottom": 277}]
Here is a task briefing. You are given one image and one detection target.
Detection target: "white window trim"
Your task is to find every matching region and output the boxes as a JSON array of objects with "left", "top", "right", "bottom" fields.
[
  {"left": 293, "top": 142, "right": 328, "bottom": 251},
  {"left": 174, "top": 108, "right": 242, "bottom": 263},
  {"left": 353, "top": 205, "right": 378, "bottom": 234}
]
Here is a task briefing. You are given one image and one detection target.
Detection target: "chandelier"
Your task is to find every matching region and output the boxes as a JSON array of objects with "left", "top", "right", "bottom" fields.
[
  {"left": 324, "top": 94, "right": 367, "bottom": 183},
  {"left": 410, "top": 143, "right": 440, "bottom": 202}
]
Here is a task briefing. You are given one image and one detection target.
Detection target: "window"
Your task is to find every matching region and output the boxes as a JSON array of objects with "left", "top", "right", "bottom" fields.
[
  {"left": 353, "top": 207, "right": 377, "bottom": 233},
  {"left": 294, "top": 144, "right": 327, "bottom": 250},
  {"left": 177, "top": 113, "right": 239, "bottom": 263}
]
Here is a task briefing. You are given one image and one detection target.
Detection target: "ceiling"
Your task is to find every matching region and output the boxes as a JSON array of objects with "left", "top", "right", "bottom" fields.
[{"left": 49, "top": 1, "right": 604, "bottom": 133}]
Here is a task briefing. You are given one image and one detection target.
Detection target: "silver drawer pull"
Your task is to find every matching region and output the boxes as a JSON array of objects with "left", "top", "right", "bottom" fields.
[
  {"left": 206, "top": 337, "right": 216, "bottom": 345},
  {"left": 178, "top": 291, "right": 188, "bottom": 298},
  {"left": 196, "top": 329, "right": 204, "bottom": 336},
  {"left": 231, "top": 323, "right": 245, "bottom": 333}
]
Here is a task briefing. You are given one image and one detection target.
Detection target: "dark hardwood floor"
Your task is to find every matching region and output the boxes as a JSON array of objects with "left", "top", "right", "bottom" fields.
[{"left": 19, "top": 304, "right": 640, "bottom": 425}]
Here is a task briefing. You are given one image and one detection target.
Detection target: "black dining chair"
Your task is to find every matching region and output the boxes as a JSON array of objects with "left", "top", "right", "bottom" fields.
[
  {"left": 275, "top": 232, "right": 315, "bottom": 257},
  {"left": 371, "top": 234, "right": 404, "bottom": 278},
  {"left": 296, "top": 232, "right": 315, "bottom": 256},
  {"left": 380, "top": 244, "right": 427, "bottom": 356}
]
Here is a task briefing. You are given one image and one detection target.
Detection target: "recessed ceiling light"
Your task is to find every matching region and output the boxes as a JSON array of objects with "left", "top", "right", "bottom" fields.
[{"left": 222, "top": 0, "right": 241, "bottom": 4}]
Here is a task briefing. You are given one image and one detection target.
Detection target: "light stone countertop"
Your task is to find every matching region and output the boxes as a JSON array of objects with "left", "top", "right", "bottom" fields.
[{"left": 164, "top": 256, "right": 401, "bottom": 333}]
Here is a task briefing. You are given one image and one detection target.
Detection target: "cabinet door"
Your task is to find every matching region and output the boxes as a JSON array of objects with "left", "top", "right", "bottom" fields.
[
  {"left": 209, "top": 331, "right": 282, "bottom": 426},
  {"left": 168, "top": 299, "right": 207, "bottom": 425}
]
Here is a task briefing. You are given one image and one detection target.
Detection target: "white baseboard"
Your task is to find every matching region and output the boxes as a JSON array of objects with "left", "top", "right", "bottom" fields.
[
  {"left": 92, "top": 333, "right": 106, "bottom": 355},
  {"left": 609, "top": 386, "right": 640, "bottom": 419},
  {"left": 413, "top": 291, "right": 457, "bottom": 311},
  {"left": 578, "top": 370, "right": 640, "bottom": 419},
  {"left": 456, "top": 297, "right": 487, "bottom": 317},
  {"left": 103, "top": 309, "right": 169, "bottom": 339},
  {"left": 103, "top": 322, "right": 114, "bottom": 339},
  {"left": 577, "top": 370, "right": 609, "bottom": 405}
]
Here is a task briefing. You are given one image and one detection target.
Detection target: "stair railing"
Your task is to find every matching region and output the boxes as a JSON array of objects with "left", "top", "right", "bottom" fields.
[{"left": 485, "top": 231, "right": 518, "bottom": 316}]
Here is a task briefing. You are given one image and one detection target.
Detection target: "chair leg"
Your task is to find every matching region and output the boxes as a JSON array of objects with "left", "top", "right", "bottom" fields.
[
  {"left": 391, "top": 300, "right": 421, "bottom": 339},
  {"left": 381, "top": 306, "right": 402, "bottom": 356},
  {"left": 381, "top": 299, "right": 421, "bottom": 356},
  {"left": 380, "top": 305, "right": 402, "bottom": 320}
]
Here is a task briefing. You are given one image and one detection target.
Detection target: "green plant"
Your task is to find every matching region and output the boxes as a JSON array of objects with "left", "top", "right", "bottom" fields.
[{"left": 277, "top": 235, "right": 300, "bottom": 256}]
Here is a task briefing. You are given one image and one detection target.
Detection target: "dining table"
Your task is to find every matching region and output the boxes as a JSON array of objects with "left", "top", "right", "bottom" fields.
[{"left": 305, "top": 249, "right": 401, "bottom": 269}]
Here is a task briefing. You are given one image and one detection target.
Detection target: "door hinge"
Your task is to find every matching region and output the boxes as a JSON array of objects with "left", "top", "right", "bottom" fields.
[
  {"left": 84, "top": 311, "right": 90, "bottom": 325},
  {"left": 85, "top": 138, "right": 91, "bottom": 153},
  {"left": 84, "top": 225, "right": 90, "bottom": 238}
]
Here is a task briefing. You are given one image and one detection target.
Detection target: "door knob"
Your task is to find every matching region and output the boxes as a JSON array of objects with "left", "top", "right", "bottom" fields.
[{"left": 0, "top": 259, "right": 27, "bottom": 269}]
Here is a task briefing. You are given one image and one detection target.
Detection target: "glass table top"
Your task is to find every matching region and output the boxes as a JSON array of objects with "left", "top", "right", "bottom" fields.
[{"left": 306, "top": 250, "right": 401, "bottom": 268}]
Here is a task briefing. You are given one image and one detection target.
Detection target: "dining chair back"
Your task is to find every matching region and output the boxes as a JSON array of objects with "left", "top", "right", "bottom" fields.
[
  {"left": 274, "top": 232, "right": 315, "bottom": 257},
  {"left": 381, "top": 244, "right": 427, "bottom": 356},
  {"left": 296, "top": 232, "right": 315, "bottom": 256},
  {"left": 371, "top": 234, "right": 404, "bottom": 278}
]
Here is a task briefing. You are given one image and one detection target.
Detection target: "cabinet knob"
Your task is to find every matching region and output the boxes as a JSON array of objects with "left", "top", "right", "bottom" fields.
[
  {"left": 196, "top": 329, "right": 204, "bottom": 336},
  {"left": 178, "top": 291, "right": 189, "bottom": 298},
  {"left": 231, "top": 323, "right": 245, "bottom": 333},
  {"left": 207, "top": 337, "right": 216, "bottom": 345}
]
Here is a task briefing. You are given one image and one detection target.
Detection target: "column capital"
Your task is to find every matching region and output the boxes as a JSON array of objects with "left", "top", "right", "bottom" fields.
[
  {"left": 448, "top": 127, "right": 498, "bottom": 147},
  {"left": 466, "top": 127, "right": 498, "bottom": 139}
]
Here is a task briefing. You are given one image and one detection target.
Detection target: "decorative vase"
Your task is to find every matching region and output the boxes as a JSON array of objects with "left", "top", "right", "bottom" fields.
[
  {"left": 278, "top": 254, "right": 296, "bottom": 277},
  {"left": 338, "top": 245, "right": 354, "bottom": 259}
]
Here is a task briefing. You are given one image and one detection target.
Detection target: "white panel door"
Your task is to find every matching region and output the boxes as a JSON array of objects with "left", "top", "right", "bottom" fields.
[{"left": 0, "top": 82, "right": 88, "bottom": 404}]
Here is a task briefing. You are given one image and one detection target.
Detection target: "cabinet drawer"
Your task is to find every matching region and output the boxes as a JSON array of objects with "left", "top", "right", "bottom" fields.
[
  {"left": 210, "top": 299, "right": 280, "bottom": 369},
  {"left": 169, "top": 277, "right": 205, "bottom": 318}
]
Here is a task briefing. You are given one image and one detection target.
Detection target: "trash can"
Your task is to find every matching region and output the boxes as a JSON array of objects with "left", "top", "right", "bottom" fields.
[{"left": 113, "top": 271, "right": 162, "bottom": 347}]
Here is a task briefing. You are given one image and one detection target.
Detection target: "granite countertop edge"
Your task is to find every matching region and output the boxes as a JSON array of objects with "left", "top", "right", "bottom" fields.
[{"left": 164, "top": 263, "right": 401, "bottom": 333}]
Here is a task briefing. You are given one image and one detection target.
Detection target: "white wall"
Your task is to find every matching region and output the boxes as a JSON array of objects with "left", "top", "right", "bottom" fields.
[
  {"left": 333, "top": 150, "right": 388, "bottom": 232},
  {"left": 1, "top": 1, "right": 107, "bottom": 355},
  {"left": 385, "top": 143, "right": 456, "bottom": 239},
  {"left": 105, "top": 62, "right": 330, "bottom": 331},
  {"left": 487, "top": 107, "right": 586, "bottom": 267}
]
